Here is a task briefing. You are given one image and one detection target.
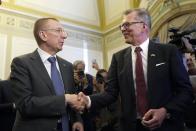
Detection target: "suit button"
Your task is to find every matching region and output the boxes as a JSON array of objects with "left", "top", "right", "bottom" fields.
[{"left": 53, "top": 127, "right": 57, "bottom": 131}]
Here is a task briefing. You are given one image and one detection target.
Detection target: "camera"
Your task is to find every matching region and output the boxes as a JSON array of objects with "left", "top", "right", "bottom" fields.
[
  {"left": 77, "top": 70, "right": 85, "bottom": 78},
  {"left": 168, "top": 27, "right": 196, "bottom": 53},
  {"left": 96, "top": 73, "right": 105, "bottom": 84}
]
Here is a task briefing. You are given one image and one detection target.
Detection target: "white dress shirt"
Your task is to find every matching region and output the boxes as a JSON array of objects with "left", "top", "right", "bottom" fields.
[
  {"left": 37, "top": 47, "right": 61, "bottom": 78},
  {"left": 131, "top": 38, "right": 149, "bottom": 89}
]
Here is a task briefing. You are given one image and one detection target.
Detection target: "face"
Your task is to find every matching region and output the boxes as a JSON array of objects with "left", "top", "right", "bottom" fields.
[
  {"left": 187, "top": 57, "right": 195, "bottom": 68},
  {"left": 120, "top": 12, "right": 147, "bottom": 46},
  {"left": 40, "top": 19, "right": 67, "bottom": 55},
  {"left": 185, "top": 53, "right": 195, "bottom": 69},
  {"left": 100, "top": 72, "right": 108, "bottom": 82},
  {"left": 76, "top": 63, "right": 85, "bottom": 71}
]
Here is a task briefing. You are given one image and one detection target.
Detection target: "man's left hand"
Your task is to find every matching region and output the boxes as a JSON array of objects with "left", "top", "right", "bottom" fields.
[
  {"left": 72, "top": 122, "right": 84, "bottom": 131},
  {"left": 141, "top": 107, "right": 167, "bottom": 130}
]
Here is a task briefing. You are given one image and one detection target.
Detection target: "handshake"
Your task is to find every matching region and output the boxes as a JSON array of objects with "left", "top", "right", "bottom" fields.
[{"left": 65, "top": 92, "right": 89, "bottom": 112}]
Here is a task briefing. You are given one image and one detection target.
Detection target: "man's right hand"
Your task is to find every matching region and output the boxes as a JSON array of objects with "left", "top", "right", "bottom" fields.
[
  {"left": 65, "top": 94, "right": 85, "bottom": 111},
  {"left": 65, "top": 93, "right": 90, "bottom": 112},
  {"left": 77, "top": 92, "right": 90, "bottom": 109}
]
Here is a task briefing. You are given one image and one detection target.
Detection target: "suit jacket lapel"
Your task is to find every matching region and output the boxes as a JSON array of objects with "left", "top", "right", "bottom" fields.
[
  {"left": 124, "top": 47, "right": 135, "bottom": 94},
  {"left": 30, "top": 50, "right": 56, "bottom": 94}
]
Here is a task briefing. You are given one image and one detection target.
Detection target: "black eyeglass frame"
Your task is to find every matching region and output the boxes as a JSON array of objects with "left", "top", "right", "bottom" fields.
[{"left": 119, "top": 21, "right": 145, "bottom": 30}]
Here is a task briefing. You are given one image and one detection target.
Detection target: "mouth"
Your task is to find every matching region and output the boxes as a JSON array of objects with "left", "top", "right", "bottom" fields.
[
  {"left": 122, "top": 30, "right": 132, "bottom": 36},
  {"left": 59, "top": 42, "right": 64, "bottom": 47},
  {"left": 123, "top": 32, "right": 131, "bottom": 39}
]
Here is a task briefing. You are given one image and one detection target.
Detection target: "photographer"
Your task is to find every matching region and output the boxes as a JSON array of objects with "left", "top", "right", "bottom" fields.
[
  {"left": 73, "top": 60, "right": 93, "bottom": 95},
  {"left": 73, "top": 60, "right": 95, "bottom": 131},
  {"left": 184, "top": 53, "right": 196, "bottom": 131},
  {"left": 94, "top": 69, "right": 120, "bottom": 131},
  {"left": 169, "top": 27, "right": 196, "bottom": 71},
  {"left": 169, "top": 28, "right": 196, "bottom": 131},
  {"left": 94, "top": 69, "right": 108, "bottom": 93}
]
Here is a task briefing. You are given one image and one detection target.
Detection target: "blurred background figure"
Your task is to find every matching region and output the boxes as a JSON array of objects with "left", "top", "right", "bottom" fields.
[
  {"left": 92, "top": 59, "right": 100, "bottom": 71},
  {"left": 0, "top": 80, "right": 16, "bottom": 131},
  {"left": 73, "top": 60, "right": 94, "bottom": 95},
  {"left": 184, "top": 53, "right": 196, "bottom": 131},
  {"left": 93, "top": 69, "right": 120, "bottom": 131},
  {"left": 73, "top": 60, "right": 95, "bottom": 131},
  {"left": 94, "top": 69, "right": 108, "bottom": 93},
  {"left": 185, "top": 53, "right": 196, "bottom": 75}
]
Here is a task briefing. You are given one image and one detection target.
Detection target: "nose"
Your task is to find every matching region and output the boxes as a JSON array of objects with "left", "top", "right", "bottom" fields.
[
  {"left": 120, "top": 25, "right": 128, "bottom": 32},
  {"left": 61, "top": 31, "right": 68, "bottom": 39}
]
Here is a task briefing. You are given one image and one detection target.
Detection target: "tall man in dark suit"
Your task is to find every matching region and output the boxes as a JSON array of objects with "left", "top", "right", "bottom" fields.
[
  {"left": 77, "top": 8, "right": 193, "bottom": 131},
  {"left": 10, "top": 18, "right": 84, "bottom": 131}
]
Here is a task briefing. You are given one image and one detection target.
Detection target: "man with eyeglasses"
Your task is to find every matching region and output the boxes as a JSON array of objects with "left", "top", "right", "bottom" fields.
[
  {"left": 10, "top": 18, "right": 84, "bottom": 131},
  {"left": 76, "top": 8, "right": 193, "bottom": 131}
]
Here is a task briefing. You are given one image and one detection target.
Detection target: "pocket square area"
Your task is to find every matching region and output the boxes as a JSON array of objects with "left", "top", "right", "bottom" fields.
[{"left": 156, "top": 63, "right": 165, "bottom": 66}]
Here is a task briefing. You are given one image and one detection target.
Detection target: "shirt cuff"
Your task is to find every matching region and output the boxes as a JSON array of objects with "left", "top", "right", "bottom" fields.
[{"left": 86, "top": 96, "right": 91, "bottom": 109}]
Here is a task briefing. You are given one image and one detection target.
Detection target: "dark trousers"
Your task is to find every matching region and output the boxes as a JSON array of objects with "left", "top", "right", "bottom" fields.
[{"left": 57, "top": 122, "right": 62, "bottom": 131}]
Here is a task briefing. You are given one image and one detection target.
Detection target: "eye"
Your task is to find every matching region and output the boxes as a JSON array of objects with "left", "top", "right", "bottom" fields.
[
  {"left": 56, "top": 29, "right": 63, "bottom": 33},
  {"left": 119, "top": 22, "right": 130, "bottom": 30}
]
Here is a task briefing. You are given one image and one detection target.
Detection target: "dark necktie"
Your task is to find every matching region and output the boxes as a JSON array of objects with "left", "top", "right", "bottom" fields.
[
  {"left": 48, "top": 57, "right": 69, "bottom": 131},
  {"left": 135, "top": 47, "right": 148, "bottom": 117}
]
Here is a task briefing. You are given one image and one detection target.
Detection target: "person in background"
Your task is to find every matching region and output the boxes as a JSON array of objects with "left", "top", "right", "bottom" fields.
[
  {"left": 73, "top": 60, "right": 93, "bottom": 95},
  {"left": 0, "top": 80, "right": 16, "bottom": 131},
  {"left": 184, "top": 53, "right": 196, "bottom": 131},
  {"left": 76, "top": 8, "right": 193, "bottom": 131},
  {"left": 186, "top": 53, "right": 196, "bottom": 75},
  {"left": 181, "top": 37, "right": 195, "bottom": 71},
  {"left": 73, "top": 60, "right": 95, "bottom": 131},
  {"left": 94, "top": 69, "right": 120, "bottom": 131},
  {"left": 92, "top": 59, "right": 100, "bottom": 71},
  {"left": 10, "top": 18, "right": 83, "bottom": 131}
]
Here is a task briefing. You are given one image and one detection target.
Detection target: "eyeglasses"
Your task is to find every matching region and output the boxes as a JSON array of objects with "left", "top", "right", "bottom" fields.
[
  {"left": 119, "top": 21, "right": 144, "bottom": 30},
  {"left": 42, "top": 28, "right": 66, "bottom": 34}
]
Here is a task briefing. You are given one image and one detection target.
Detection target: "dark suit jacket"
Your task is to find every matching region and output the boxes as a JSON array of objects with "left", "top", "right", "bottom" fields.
[
  {"left": 90, "top": 41, "right": 193, "bottom": 131},
  {"left": 10, "top": 50, "right": 81, "bottom": 131},
  {"left": 0, "top": 80, "right": 16, "bottom": 131}
]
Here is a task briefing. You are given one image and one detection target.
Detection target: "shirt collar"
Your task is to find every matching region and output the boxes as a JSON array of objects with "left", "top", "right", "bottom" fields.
[
  {"left": 131, "top": 38, "right": 149, "bottom": 52},
  {"left": 140, "top": 38, "right": 149, "bottom": 53},
  {"left": 37, "top": 47, "right": 56, "bottom": 63}
]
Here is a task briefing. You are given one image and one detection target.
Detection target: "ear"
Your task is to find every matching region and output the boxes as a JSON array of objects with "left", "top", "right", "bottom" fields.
[{"left": 39, "top": 31, "right": 47, "bottom": 41}]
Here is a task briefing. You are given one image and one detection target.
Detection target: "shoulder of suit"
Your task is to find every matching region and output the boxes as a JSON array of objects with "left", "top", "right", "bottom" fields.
[
  {"left": 114, "top": 46, "right": 131, "bottom": 56},
  {"left": 13, "top": 51, "right": 36, "bottom": 61},
  {"left": 150, "top": 41, "right": 177, "bottom": 49},
  {"left": 56, "top": 56, "right": 72, "bottom": 65}
]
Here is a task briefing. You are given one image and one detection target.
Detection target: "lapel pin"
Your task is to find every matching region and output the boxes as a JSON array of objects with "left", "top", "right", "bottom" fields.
[{"left": 150, "top": 54, "right": 156, "bottom": 57}]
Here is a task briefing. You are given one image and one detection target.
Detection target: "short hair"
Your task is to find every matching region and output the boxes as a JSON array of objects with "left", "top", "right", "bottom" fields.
[
  {"left": 96, "top": 69, "right": 107, "bottom": 77},
  {"left": 73, "top": 60, "right": 85, "bottom": 70},
  {"left": 123, "top": 8, "right": 151, "bottom": 29},
  {"left": 33, "top": 18, "right": 59, "bottom": 45}
]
